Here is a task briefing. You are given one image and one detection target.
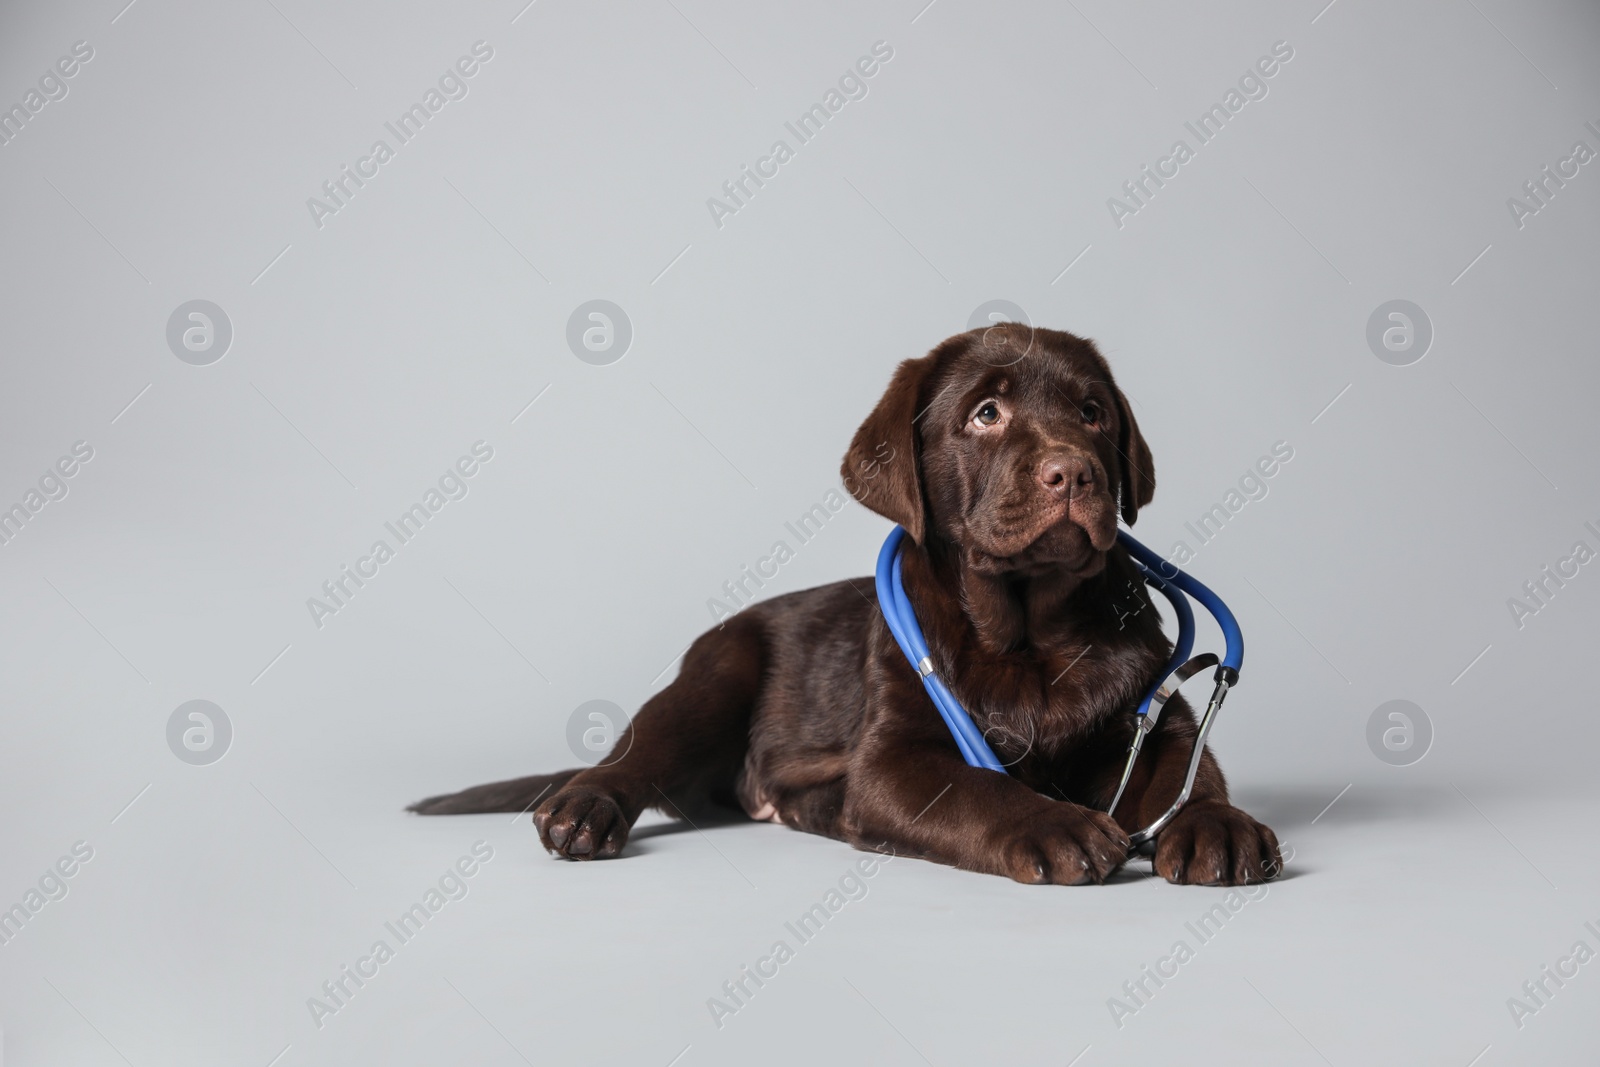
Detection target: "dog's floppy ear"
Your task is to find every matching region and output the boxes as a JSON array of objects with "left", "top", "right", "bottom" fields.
[
  {"left": 1112, "top": 386, "right": 1155, "bottom": 525},
  {"left": 841, "top": 355, "right": 935, "bottom": 543}
]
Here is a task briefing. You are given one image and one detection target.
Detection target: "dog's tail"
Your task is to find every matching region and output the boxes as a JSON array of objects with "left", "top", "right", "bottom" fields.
[{"left": 407, "top": 770, "right": 579, "bottom": 816}]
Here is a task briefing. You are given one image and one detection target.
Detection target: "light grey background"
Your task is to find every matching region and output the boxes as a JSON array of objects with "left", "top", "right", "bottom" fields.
[{"left": 2, "top": 0, "right": 1599, "bottom": 1063}]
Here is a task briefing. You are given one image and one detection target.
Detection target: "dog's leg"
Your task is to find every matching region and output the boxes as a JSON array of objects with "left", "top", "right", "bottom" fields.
[
  {"left": 844, "top": 746, "right": 1132, "bottom": 884},
  {"left": 533, "top": 617, "right": 764, "bottom": 860},
  {"left": 839, "top": 660, "right": 1131, "bottom": 885},
  {"left": 1104, "top": 697, "right": 1282, "bottom": 885}
]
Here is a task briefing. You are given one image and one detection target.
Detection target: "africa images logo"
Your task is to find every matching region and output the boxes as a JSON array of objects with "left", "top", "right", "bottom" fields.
[
  {"left": 305, "top": 42, "right": 495, "bottom": 230},
  {"left": 705, "top": 41, "right": 894, "bottom": 229},
  {"left": 306, "top": 442, "right": 494, "bottom": 629},
  {"left": 1106, "top": 40, "right": 1294, "bottom": 229}
]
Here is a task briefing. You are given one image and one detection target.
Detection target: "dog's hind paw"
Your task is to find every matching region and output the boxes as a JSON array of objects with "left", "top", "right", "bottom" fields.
[{"left": 533, "top": 786, "right": 630, "bottom": 860}]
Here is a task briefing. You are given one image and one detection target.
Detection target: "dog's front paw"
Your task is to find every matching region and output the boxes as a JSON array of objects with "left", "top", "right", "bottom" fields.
[
  {"left": 533, "top": 786, "right": 629, "bottom": 860},
  {"left": 999, "top": 803, "right": 1131, "bottom": 885},
  {"left": 1154, "top": 801, "right": 1281, "bottom": 885}
]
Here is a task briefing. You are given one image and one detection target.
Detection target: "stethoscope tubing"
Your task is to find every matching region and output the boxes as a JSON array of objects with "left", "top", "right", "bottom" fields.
[
  {"left": 875, "top": 527, "right": 1007, "bottom": 771},
  {"left": 1117, "top": 530, "right": 1243, "bottom": 678},
  {"left": 875, "top": 525, "right": 1245, "bottom": 844}
]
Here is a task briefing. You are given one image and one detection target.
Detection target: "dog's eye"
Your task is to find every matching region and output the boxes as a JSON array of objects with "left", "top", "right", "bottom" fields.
[
  {"left": 1081, "top": 402, "right": 1102, "bottom": 427},
  {"left": 974, "top": 402, "right": 1002, "bottom": 427}
]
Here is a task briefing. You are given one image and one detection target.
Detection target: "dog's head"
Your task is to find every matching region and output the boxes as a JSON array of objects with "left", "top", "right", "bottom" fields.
[{"left": 842, "top": 325, "right": 1154, "bottom": 579}]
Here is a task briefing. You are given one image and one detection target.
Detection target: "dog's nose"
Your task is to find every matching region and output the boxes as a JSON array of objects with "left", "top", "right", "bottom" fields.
[{"left": 1039, "top": 454, "right": 1094, "bottom": 496}]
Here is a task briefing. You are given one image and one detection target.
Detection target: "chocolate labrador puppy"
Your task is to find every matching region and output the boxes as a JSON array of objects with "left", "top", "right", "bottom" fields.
[{"left": 413, "top": 325, "right": 1281, "bottom": 886}]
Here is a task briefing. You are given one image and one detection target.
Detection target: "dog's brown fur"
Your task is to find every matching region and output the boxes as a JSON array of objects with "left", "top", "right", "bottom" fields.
[{"left": 412, "top": 326, "right": 1281, "bottom": 886}]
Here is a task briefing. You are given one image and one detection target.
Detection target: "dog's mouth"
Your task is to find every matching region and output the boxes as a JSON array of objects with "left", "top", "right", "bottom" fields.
[{"left": 965, "top": 491, "right": 1118, "bottom": 576}]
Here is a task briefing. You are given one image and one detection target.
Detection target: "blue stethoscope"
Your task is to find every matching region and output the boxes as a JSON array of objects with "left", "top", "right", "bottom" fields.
[{"left": 874, "top": 526, "right": 1243, "bottom": 847}]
